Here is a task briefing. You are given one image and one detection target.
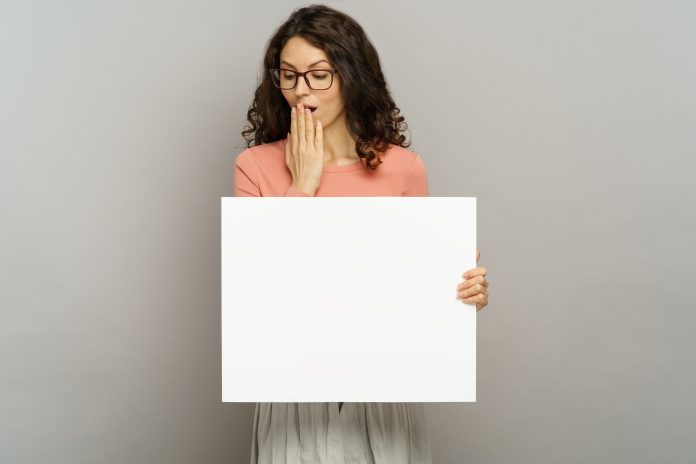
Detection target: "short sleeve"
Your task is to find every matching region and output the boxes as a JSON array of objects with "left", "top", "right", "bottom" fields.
[
  {"left": 403, "top": 154, "right": 429, "bottom": 196},
  {"left": 233, "top": 149, "right": 261, "bottom": 197}
]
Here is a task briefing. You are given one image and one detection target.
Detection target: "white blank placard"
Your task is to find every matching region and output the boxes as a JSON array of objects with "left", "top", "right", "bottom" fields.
[{"left": 221, "top": 197, "right": 476, "bottom": 402}]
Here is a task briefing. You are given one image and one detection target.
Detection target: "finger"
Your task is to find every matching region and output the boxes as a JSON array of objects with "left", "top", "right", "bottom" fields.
[
  {"left": 314, "top": 119, "right": 323, "bottom": 152},
  {"left": 458, "top": 282, "right": 488, "bottom": 299},
  {"left": 297, "top": 104, "right": 306, "bottom": 153},
  {"left": 457, "top": 275, "right": 487, "bottom": 291},
  {"left": 476, "top": 247, "right": 480, "bottom": 263},
  {"left": 291, "top": 107, "right": 298, "bottom": 156},
  {"left": 285, "top": 132, "right": 291, "bottom": 167},
  {"left": 285, "top": 133, "right": 289, "bottom": 164},
  {"left": 305, "top": 107, "right": 314, "bottom": 148},
  {"left": 462, "top": 266, "right": 487, "bottom": 279},
  {"left": 463, "top": 293, "right": 487, "bottom": 305}
]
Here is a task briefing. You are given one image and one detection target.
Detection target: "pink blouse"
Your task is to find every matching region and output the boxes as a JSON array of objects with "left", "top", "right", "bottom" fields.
[{"left": 233, "top": 138, "right": 429, "bottom": 197}]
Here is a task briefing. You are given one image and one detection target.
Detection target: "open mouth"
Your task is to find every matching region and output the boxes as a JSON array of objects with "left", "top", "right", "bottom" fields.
[{"left": 303, "top": 105, "right": 317, "bottom": 113}]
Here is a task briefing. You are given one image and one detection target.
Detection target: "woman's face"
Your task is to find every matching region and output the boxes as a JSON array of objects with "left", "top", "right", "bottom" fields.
[{"left": 278, "top": 36, "right": 345, "bottom": 132}]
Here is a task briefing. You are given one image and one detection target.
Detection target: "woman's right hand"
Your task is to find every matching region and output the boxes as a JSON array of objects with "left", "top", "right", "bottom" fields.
[{"left": 286, "top": 103, "right": 324, "bottom": 195}]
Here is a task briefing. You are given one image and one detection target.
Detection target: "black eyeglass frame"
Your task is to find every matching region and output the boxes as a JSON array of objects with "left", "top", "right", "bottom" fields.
[{"left": 270, "top": 68, "right": 339, "bottom": 90}]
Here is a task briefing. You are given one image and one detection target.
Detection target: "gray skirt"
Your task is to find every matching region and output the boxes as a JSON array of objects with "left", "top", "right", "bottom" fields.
[{"left": 250, "top": 402, "right": 432, "bottom": 464}]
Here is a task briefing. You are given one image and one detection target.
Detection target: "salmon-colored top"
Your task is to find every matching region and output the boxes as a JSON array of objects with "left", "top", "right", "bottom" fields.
[{"left": 233, "top": 138, "right": 429, "bottom": 197}]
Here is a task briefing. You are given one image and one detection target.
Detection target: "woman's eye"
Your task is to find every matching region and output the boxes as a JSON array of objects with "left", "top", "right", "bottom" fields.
[
  {"left": 282, "top": 73, "right": 296, "bottom": 79},
  {"left": 311, "top": 73, "right": 328, "bottom": 79}
]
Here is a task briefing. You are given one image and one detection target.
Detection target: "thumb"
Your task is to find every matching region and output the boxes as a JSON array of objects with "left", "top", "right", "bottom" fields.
[{"left": 314, "top": 120, "right": 323, "bottom": 152}]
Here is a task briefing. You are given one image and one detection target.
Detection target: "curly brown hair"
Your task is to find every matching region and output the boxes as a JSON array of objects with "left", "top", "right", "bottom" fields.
[{"left": 241, "top": 4, "right": 410, "bottom": 170}]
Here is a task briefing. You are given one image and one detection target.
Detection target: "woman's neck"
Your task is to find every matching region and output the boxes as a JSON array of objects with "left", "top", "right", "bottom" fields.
[{"left": 321, "top": 113, "right": 359, "bottom": 165}]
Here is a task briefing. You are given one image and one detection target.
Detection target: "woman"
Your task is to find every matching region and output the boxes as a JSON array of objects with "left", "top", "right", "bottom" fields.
[{"left": 234, "top": 4, "right": 490, "bottom": 463}]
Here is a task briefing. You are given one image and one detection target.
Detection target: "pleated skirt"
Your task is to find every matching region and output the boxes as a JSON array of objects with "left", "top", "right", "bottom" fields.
[{"left": 250, "top": 402, "right": 432, "bottom": 464}]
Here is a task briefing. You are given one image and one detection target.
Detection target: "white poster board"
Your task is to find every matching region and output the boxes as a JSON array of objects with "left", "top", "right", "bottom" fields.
[{"left": 221, "top": 197, "right": 476, "bottom": 402}]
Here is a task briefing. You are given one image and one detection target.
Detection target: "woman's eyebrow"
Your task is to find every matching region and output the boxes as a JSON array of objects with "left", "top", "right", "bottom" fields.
[{"left": 280, "top": 59, "right": 330, "bottom": 69}]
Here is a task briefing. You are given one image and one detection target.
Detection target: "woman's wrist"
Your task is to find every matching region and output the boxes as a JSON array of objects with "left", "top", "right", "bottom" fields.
[{"left": 292, "top": 181, "right": 318, "bottom": 196}]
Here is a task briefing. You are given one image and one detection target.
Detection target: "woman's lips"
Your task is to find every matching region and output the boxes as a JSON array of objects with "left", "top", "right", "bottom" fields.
[{"left": 300, "top": 104, "right": 317, "bottom": 113}]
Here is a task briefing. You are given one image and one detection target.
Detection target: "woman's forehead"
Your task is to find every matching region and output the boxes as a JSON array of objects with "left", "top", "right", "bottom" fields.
[{"left": 280, "top": 37, "right": 330, "bottom": 66}]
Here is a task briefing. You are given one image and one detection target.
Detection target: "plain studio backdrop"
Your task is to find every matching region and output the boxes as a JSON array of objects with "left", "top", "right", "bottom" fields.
[{"left": 1, "top": 0, "right": 694, "bottom": 463}]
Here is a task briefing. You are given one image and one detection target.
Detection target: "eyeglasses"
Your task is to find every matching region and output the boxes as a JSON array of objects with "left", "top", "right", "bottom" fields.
[{"left": 270, "top": 68, "right": 339, "bottom": 90}]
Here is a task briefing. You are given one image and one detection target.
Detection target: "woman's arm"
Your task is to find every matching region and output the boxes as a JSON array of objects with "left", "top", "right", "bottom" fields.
[
  {"left": 233, "top": 152, "right": 261, "bottom": 196},
  {"left": 403, "top": 154, "right": 429, "bottom": 197}
]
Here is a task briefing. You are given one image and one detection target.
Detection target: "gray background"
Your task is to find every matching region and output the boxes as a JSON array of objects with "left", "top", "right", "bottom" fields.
[{"left": 1, "top": 0, "right": 694, "bottom": 462}]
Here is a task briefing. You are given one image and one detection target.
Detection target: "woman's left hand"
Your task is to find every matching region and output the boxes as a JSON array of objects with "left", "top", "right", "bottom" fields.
[{"left": 456, "top": 247, "right": 489, "bottom": 311}]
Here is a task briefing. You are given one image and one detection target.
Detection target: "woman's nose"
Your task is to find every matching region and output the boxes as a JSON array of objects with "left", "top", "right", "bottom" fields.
[{"left": 294, "top": 76, "right": 311, "bottom": 96}]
